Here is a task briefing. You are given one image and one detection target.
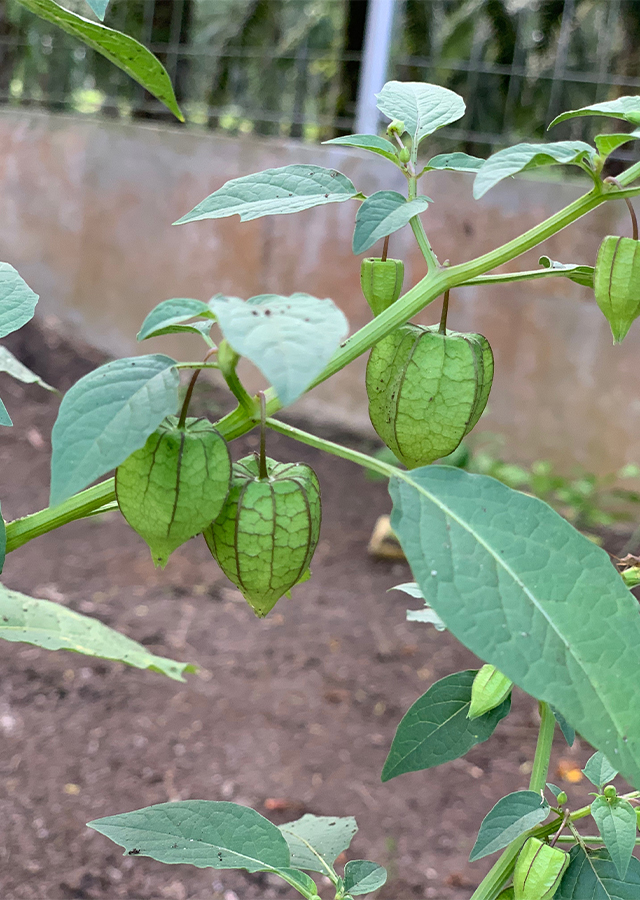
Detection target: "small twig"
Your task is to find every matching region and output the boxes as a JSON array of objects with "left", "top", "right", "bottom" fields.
[
  {"left": 439, "top": 290, "right": 450, "bottom": 334},
  {"left": 549, "top": 810, "right": 571, "bottom": 848},
  {"left": 605, "top": 176, "right": 638, "bottom": 240},
  {"left": 177, "top": 347, "right": 216, "bottom": 428},
  {"left": 381, "top": 234, "right": 390, "bottom": 262},
  {"left": 258, "top": 391, "right": 268, "bottom": 480}
]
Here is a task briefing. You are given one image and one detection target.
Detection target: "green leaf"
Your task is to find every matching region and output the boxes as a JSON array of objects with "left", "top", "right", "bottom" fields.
[
  {"left": 551, "top": 706, "right": 575, "bottom": 747},
  {"left": 15, "top": 0, "right": 183, "bottom": 121},
  {"left": 276, "top": 868, "right": 318, "bottom": 896},
  {"left": 381, "top": 670, "right": 511, "bottom": 781},
  {"left": 141, "top": 321, "right": 214, "bottom": 342},
  {"left": 343, "top": 860, "right": 388, "bottom": 895},
  {"left": 549, "top": 97, "right": 640, "bottom": 130},
  {"left": 469, "top": 791, "right": 550, "bottom": 862},
  {"left": 0, "top": 504, "right": 5, "bottom": 573},
  {"left": 278, "top": 814, "right": 357, "bottom": 877},
  {"left": 0, "top": 263, "right": 39, "bottom": 338},
  {"left": 392, "top": 584, "right": 447, "bottom": 631},
  {"left": 406, "top": 606, "right": 447, "bottom": 630},
  {"left": 388, "top": 465, "right": 640, "bottom": 787},
  {"left": 84, "top": 0, "right": 109, "bottom": 19},
  {"left": 424, "top": 152, "right": 485, "bottom": 173},
  {"left": 50, "top": 354, "right": 179, "bottom": 506},
  {"left": 592, "top": 796, "right": 637, "bottom": 879},
  {"left": 538, "top": 256, "right": 594, "bottom": 289},
  {"left": 555, "top": 846, "right": 640, "bottom": 899},
  {"left": 583, "top": 752, "right": 619, "bottom": 789},
  {"left": 174, "top": 165, "right": 356, "bottom": 225},
  {"left": 390, "top": 581, "right": 423, "bottom": 599},
  {"left": 595, "top": 131, "right": 640, "bottom": 159},
  {"left": 376, "top": 81, "right": 466, "bottom": 146},
  {"left": 209, "top": 294, "right": 348, "bottom": 407},
  {"left": 0, "top": 396, "right": 12, "bottom": 427},
  {"left": 0, "top": 583, "right": 193, "bottom": 680},
  {"left": 547, "top": 783, "right": 564, "bottom": 800},
  {"left": 352, "top": 191, "right": 430, "bottom": 255},
  {"left": 473, "top": 141, "right": 597, "bottom": 199},
  {"left": 137, "top": 298, "right": 215, "bottom": 341},
  {"left": 88, "top": 800, "right": 291, "bottom": 871},
  {"left": 0, "top": 346, "right": 56, "bottom": 392},
  {"left": 322, "top": 134, "right": 399, "bottom": 164}
]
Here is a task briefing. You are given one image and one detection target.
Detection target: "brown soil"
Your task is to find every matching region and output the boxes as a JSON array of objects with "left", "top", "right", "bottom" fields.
[{"left": 0, "top": 321, "right": 634, "bottom": 900}]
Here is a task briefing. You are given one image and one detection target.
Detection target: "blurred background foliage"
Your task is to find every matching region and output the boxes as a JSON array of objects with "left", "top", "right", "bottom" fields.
[{"left": 2, "top": 0, "right": 640, "bottom": 157}]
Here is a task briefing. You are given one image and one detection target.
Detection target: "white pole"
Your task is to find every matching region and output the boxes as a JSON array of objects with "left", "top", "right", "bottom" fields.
[{"left": 355, "top": 0, "right": 398, "bottom": 135}]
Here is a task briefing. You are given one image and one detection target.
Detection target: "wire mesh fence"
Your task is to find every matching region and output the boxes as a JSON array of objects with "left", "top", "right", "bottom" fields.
[{"left": 2, "top": 0, "right": 640, "bottom": 158}]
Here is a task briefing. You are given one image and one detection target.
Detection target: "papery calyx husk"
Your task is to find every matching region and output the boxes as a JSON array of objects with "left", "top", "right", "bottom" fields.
[
  {"left": 203, "top": 455, "right": 321, "bottom": 618},
  {"left": 468, "top": 664, "right": 513, "bottom": 720},
  {"left": 513, "top": 838, "right": 568, "bottom": 900},
  {"left": 594, "top": 235, "right": 640, "bottom": 343},
  {"left": 115, "top": 416, "right": 231, "bottom": 568},
  {"left": 361, "top": 258, "right": 405, "bottom": 316},
  {"left": 366, "top": 324, "right": 494, "bottom": 468}
]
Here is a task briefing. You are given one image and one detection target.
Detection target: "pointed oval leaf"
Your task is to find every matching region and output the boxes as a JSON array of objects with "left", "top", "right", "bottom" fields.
[
  {"left": 591, "top": 796, "right": 637, "bottom": 879},
  {"left": 538, "top": 256, "right": 594, "bottom": 289},
  {"left": 381, "top": 670, "right": 511, "bottom": 781},
  {"left": 84, "top": 0, "right": 109, "bottom": 20},
  {"left": 343, "top": 860, "right": 388, "bottom": 895},
  {"left": 323, "top": 134, "right": 399, "bottom": 164},
  {"left": 50, "top": 355, "right": 179, "bottom": 506},
  {"left": 352, "top": 191, "right": 430, "bottom": 255},
  {"left": 583, "top": 752, "right": 619, "bottom": 788},
  {"left": 405, "top": 606, "right": 447, "bottom": 630},
  {"left": 0, "top": 346, "right": 56, "bottom": 392},
  {"left": 473, "top": 142, "right": 597, "bottom": 199},
  {"left": 88, "top": 800, "right": 290, "bottom": 871},
  {"left": 424, "top": 152, "right": 485, "bottom": 173},
  {"left": 551, "top": 707, "right": 575, "bottom": 747},
  {"left": 595, "top": 131, "right": 640, "bottom": 159},
  {"left": 550, "top": 97, "right": 640, "bottom": 130},
  {"left": 469, "top": 791, "right": 550, "bottom": 862},
  {"left": 0, "top": 583, "right": 193, "bottom": 680},
  {"left": 0, "top": 396, "right": 12, "bottom": 428},
  {"left": 0, "top": 263, "right": 39, "bottom": 338},
  {"left": 15, "top": 0, "right": 183, "bottom": 120},
  {"left": 174, "top": 165, "right": 356, "bottom": 225},
  {"left": 389, "top": 466, "right": 640, "bottom": 787},
  {"left": 278, "top": 814, "right": 357, "bottom": 876},
  {"left": 390, "top": 582, "right": 424, "bottom": 599},
  {"left": 137, "top": 298, "right": 215, "bottom": 341},
  {"left": 209, "top": 293, "right": 348, "bottom": 407},
  {"left": 376, "top": 81, "right": 466, "bottom": 146},
  {"left": 556, "top": 845, "right": 640, "bottom": 899}
]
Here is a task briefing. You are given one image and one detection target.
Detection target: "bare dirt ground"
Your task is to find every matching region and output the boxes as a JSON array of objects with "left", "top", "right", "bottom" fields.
[{"left": 0, "top": 321, "right": 633, "bottom": 900}]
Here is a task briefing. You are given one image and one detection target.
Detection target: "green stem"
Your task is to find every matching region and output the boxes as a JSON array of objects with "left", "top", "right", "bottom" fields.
[
  {"left": 8, "top": 170, "right": 640, "bottom": 554},
  {"left": 5, "top": 480, "right": 117, "bottom": 553},
  {"left": 223, "top": 366, "right": 257, "bottom": 417},
  {"left": 529, "top": 702, "right": 556, "bottom": 793},
  {"left": 470, "top": 701, "right": 556, "bottom": 900},
  {"left": 216, "top": 176, "right": 640, "bottom": 445},
  {"left": 459, "top": 268, "right": 587, "bottom": 287},
  {"left": 265, "top": 417, "right": 393, "bottom": 478},
  {"left": 408, "top": 172, "right": 439, "bottom": 270}
]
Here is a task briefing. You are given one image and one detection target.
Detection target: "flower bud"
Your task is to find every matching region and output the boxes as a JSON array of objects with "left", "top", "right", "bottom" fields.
[{"left": 360, "top": 258, "right": 405, "bottom": 316}]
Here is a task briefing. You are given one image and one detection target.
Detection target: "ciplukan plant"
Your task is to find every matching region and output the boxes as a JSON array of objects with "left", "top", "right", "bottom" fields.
[{"left": 5, "top": 3, "right": 640, "bottom": 897}]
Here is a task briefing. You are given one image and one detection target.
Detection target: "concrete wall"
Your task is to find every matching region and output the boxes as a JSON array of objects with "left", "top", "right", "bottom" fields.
[{"left": 1, "top": 108, "right": 636, "bottom": 472}]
